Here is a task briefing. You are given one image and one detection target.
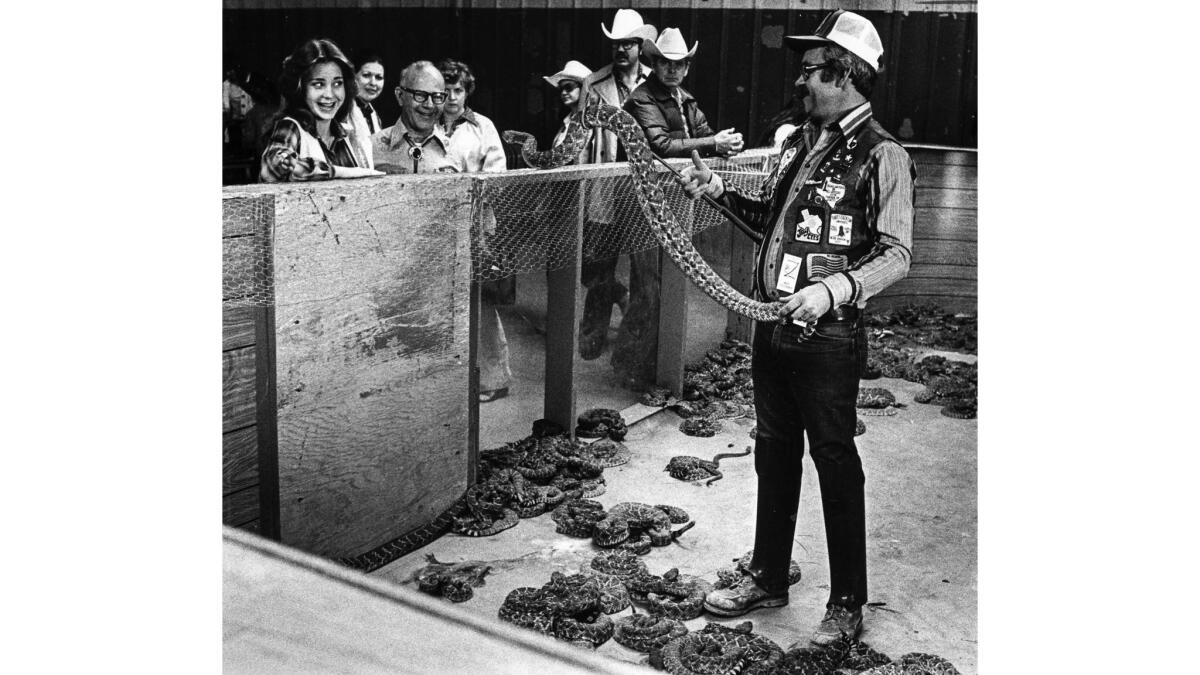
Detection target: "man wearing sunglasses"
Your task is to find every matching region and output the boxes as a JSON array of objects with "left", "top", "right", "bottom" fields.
[
  {"left": 574, "top": 8, "right": 658, "bottom": 367},
  {"left": 681, "top": 10, "right": 915, "bottom": 648},
  {"left": 373, "top": 60, "right": 466, "bottom": 174}
]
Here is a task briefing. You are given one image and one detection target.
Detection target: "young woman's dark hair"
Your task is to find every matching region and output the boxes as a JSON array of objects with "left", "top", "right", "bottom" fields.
[
  {"left": 435, "top": 58, "right": 476, "bottom": 95},
  {"left": 353, "top": 49, "right": 385, "bottom": 72},
  {"left": 277, "top": 38, "right": 359, "bottom": 130}
]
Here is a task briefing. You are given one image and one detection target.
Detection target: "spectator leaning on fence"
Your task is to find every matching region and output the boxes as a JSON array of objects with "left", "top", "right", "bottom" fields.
[
  {"left": 624, "top": 27, "right": 744, "bottom": 159},
  {"left": 373, "top": 61, "right": 466, "bottom": 174},
  {"left": 575, "top": 8, "right": 657, "bottom": 368},
  {"left": 681, "top": 10, "right": 915, "bottom": 648},
  {"left": 259, "top": 38, "right": 373, "bottom": 182}
]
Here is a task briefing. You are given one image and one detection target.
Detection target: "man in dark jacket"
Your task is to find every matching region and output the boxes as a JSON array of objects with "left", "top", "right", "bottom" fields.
[
  {"left": 610, "top": 27, "right": 744, "bottom": 388},
  {"left": 624, "top": 27, "right": 743, "bottom": 159}
]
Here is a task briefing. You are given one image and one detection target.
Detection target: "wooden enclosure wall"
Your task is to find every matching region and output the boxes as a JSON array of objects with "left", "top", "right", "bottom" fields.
[
  {"left": 223, "top": 175, "right": 475, "bottom": 559},
  {"left": 871, "top": 146, "right": 977, "bottom": 313},
  {"left": 222, "top": 0, "right": 976, "bottom": 183},
  {"left": 222, "top": 194, "right": 280, "bottom": 538}
]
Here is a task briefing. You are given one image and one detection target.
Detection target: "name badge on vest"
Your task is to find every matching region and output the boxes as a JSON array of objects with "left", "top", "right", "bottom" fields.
[
  {"left": 776, "top": 253, "right": 804, "bottom": 294},
  {"left": 794, "top": 209, "right": 822, "bottom": 243},
  {"left": 816, "top": 177, "right": 846, "bottom": 209},
  {"left": 829, "top": 213, "right": 853, "bottom": 246},
  {"left": 778, "top": 146, "right": 798, "bottom": 174},
  {"left": 806, "top": 253, "right": 848, "bottom": 281}
]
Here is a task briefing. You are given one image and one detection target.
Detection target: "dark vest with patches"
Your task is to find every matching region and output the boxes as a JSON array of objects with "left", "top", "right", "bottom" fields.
[{"left": 758, "top": 119, "right": 900, "bottom": 300}]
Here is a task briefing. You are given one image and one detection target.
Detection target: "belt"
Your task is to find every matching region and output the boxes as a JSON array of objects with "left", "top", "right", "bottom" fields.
[{"left": 817, "top": 305, "right": 860, "bottom": 325}]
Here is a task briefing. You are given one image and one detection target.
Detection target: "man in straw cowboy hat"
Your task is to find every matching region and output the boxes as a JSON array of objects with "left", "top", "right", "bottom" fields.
[
  {"left": 574, "top": 8, "right": 657, "bottom": 367},
  {"left": 681, "top": 10, "right": 915, "bottom": 647}
]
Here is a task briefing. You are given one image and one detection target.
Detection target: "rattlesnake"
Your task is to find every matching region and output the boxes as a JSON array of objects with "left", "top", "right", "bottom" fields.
[
  {"left": 581, "top": 550, "right": 649, "bottom": 581},
  {"left": 626, "top": 567, "right": 713, "bottom": 620},
  {"left": 614, "top": 612, "right": 689, "bottom": 654},
  {"left": 504, "top": 97, "right": 788, "bottom": 324},
  {"left": 575, "top": 407, "right": 628, "bottom": 441},
  {"left": 498, "top": 573, "right": 615, "bottom": 647},
  {"left": 665, "top": 445, "right": 752, "bottom": 486},
  {"left": 715, "top": 550, "right": 805, "bottom": 589},
  {"left": 659, "top": 621, "right": 784, "bottom": 675},
  {"left": 856, "top": 387, "right": 906, "bottom": 417},
  {"left": 412, "top": 554, "right": 493, "bottom": 603},
  {"left": 679, "top": 416, "right": 723, "bottom": 437},
  {"left": 593, "top": 502, "right": 695, "bottom": 549},
  {"left": 551, "top": 498, "right": 608, "bottom": 538}
]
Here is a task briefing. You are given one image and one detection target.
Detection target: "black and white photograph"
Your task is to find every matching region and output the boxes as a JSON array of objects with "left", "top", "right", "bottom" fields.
[{"left": 219, "top": 1, "right": 978, "bottom": 672}]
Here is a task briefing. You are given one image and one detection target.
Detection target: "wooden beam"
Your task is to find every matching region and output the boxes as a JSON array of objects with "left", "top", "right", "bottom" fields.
[{"left": 543, "top": 176, "right": 584, "bottom": 434}]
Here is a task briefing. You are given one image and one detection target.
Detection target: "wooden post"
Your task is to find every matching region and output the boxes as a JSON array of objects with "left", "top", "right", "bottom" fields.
[
  {"left": 468, "top": 279, "right": 480, "bottom": 486},
  {"left": 543, "top": 177, "right": 583, "bottom": 434},
  {"left": 656, "top": 195, "right": 692, "bottom": 395}
]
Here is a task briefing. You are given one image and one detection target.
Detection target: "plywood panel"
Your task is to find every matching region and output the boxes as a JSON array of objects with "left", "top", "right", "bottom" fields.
[
  {"left": 223, "top": 346, "right": 257, "bottom": 433},
  {"left": 224, "top": 425, "right": 260, "bottom": 495},
  {"left": 874, "top": 275, "right": 976, "bottom": 300},
  {"left": 238, "top": 174, "right": 474, "bottom": 558}
]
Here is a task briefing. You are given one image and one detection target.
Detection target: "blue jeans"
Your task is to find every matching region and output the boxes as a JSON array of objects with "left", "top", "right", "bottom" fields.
[{"left": 747, "top": 318, "right": 867, "bottom": 608}]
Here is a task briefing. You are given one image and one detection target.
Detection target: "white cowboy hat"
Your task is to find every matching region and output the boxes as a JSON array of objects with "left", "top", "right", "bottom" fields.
[
  {"left": 784, "top": 10, "right": 883, "bottom": 72},
  {"left": 601, "top": 8, "right": 658, "bottom": 42},
  {"left": 543, "top": 60, "right": 593, "bottom": 87},
  {"left": 641, "top": 27, "right": 698, "bottom": 61}
]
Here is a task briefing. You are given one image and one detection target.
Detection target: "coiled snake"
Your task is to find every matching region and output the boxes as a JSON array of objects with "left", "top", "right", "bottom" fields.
[{"left": 503, "top": 97, "right": 787, "bottom": 324}]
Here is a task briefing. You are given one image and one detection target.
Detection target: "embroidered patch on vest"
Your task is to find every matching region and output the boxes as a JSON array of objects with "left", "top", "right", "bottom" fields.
[
  {"left": 794, "top": 209, "right": 823, "bottom": 243},
  {"left": 828, "top": 213, "right": 853, "bottom": 246},
  {"left": 806, "top": 253, "right": 848, "bottom": 281},
  {"left": 815, "top": 177, "right": 846, "bottom": 209},
  {"left": 776, "top": 253, "right": 803, "bottom": 294}
]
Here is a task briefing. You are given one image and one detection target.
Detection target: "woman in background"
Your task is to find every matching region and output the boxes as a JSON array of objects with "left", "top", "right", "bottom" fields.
[
  {"left": 260, "top": 38, "right": 373, "bottom": 182},
  {"left": 543, "top": 60, "right": 593, "bottom": 164}
]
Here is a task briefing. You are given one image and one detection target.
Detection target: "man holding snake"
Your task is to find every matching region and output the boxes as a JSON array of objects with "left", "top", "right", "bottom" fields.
[{"left": 680, "top": 10, "right": 915, "bottom": 646}]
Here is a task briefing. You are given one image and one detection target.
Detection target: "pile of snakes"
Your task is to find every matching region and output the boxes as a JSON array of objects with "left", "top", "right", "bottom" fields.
[
  {"left": 863, "top": 304, "right": 977, "bottom": 419},
  {"left": 554, "top": 500, "right": 696, "bottom": 555}
]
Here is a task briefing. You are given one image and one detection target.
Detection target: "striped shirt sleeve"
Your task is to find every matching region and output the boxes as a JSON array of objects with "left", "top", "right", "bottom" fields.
[
  {"left": 819, "top": 141, "right": 915, "bottom": 307},
  {"left": 259, "top": 118, "right": 334, "bottom": 183}
]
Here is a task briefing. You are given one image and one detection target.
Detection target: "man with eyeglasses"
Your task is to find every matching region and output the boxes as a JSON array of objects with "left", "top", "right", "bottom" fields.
[
  {"left": 574, "top": 8, "right": 658, "bottom": 367},
  {"left": 680, "top": 10, "right": 914, "bottom": 648},
  {"left": 373, "top": 60, "right": 467, "bottom": 174}
]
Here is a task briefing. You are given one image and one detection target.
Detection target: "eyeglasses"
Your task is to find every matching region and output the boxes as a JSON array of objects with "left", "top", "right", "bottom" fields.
[
  {"left": 798, "top": 61, "right": 835, "bottom": 80},
  {"left": 613, "top": 40, "right": 641, "bottom": 51},
  {"left": 557, "top": 82, "right": 580, "bottom": 93},
  {"left": 399, "top": 86, "right": 448, "bottom": 104}
]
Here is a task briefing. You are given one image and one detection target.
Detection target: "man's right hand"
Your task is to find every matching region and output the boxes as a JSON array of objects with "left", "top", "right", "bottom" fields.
[
  {"left": 714, "top": 128, "right": 743, "bottom": 156},
  {"left": 680, "top": 150, "right": 724, "bottom": 200}
]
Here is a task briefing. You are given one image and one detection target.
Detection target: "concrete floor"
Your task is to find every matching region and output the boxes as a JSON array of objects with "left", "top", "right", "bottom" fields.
[{"left": 372, "top": 266, "right": 978, "bottom": 674}]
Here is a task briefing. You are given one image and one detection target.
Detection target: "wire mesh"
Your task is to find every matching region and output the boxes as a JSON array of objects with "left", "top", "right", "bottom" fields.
[{"left": 221, "top": 151, "right": 777, "bottom": 307}]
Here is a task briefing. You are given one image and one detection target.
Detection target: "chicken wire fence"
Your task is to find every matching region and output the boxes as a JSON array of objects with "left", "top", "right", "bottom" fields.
[{"left": 222, "top": 151, "right": 776, "bottom": 308}]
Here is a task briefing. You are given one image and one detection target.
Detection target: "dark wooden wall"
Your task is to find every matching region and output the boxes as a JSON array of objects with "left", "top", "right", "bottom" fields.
[
  {"left": 870, "top": 146, "right": 976, "bottom": 313},
  {"left": 223, "top": 0, "right": 976, "bottom": 168},
  {"left": 222, "top": 194, "right": 281, "bottom": 538}
]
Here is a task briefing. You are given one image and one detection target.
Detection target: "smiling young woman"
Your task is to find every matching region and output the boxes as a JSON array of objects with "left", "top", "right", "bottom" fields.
[{"left": 259, "top": 38, "right": 375, "bottom": 182}]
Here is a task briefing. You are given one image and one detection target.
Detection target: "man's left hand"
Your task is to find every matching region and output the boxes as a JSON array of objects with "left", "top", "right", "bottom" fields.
[{"left": 778, "top": 284, "right": 832, "bottom": 323}]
